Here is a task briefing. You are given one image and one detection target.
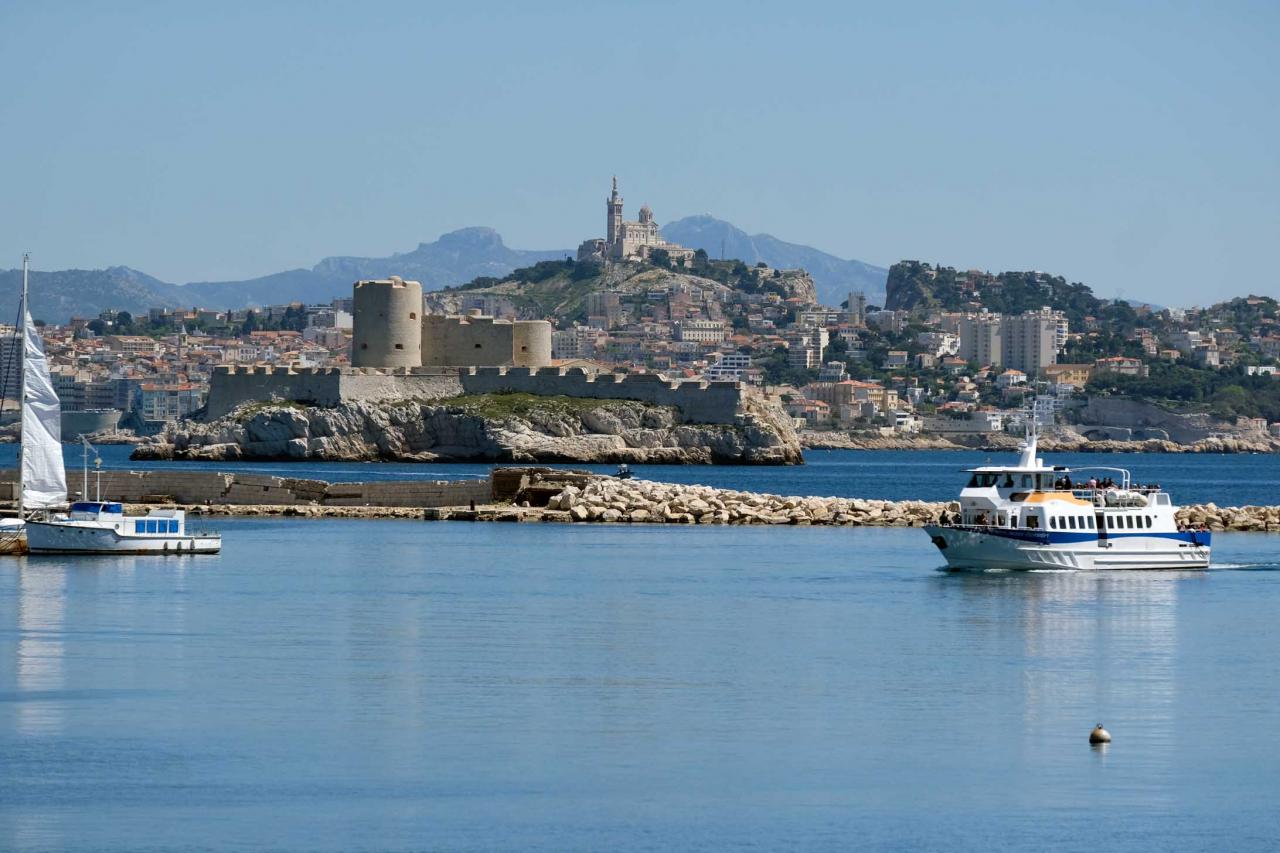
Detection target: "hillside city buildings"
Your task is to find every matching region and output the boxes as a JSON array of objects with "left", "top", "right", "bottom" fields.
[{"left": 13, "top": 192, "right": 1279, "bottom": 441}]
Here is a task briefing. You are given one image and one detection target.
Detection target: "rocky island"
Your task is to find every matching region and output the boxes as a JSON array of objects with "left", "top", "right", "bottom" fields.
[{"left": 132, "top": 392, "right": 804, "bottom": 465}]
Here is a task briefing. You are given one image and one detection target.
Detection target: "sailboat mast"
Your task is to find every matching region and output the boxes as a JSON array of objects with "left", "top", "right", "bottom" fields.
[{"left": 17, "top": 254, "right": 28, "bottom": 518}]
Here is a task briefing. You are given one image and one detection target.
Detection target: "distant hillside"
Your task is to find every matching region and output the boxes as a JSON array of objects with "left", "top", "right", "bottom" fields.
[
  {"left": 8, "top": 217, "right": 883, "bottom": 322},
  {"left": 437, "top": 257, "right": 818, "bottom": 324},
  {"left": 661, "top": 215, "right": 887, "bottom": 308},
  {"left": 3, "top": 228, "right": 572, "bottom": 323},
  {"left": 884, "top": 261, "right": 1107, "bottom": 327},
  {"left": 0, "top": 266, "right": 184, "bottom": 325},
  {"left": 181, "top": 227, "right": 572, "bottom": 309}
]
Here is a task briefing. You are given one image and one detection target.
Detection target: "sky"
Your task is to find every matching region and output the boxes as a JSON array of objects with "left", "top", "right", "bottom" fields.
[{"left": 2, "top": 0, "right": 1277, "bottom": 305}]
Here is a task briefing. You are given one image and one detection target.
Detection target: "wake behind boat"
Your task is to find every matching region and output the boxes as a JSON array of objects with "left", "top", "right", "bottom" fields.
[{"left": 924, "top": 411, "right": 1210, "bottom": 570}]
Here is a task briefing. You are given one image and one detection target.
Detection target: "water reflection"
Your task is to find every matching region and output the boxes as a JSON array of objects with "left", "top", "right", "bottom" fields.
[
  {"left": 15, "top": 561, "right": 69, "bottom": 737},
  {"left": 935, "top": 569, "right": 1197, "bottom": 802}
]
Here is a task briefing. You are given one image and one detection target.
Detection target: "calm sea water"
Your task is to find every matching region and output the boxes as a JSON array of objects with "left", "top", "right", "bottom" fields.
[
  {"left": 6, "top": 445, "right": 1279, "bottom": 507},
  {"left": 2, "top": 520, "right": 1280, "bottom": 851}
]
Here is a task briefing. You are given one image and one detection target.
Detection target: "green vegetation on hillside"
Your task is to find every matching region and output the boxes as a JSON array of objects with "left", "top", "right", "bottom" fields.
[
  {"left": 447, "top": 254, "right": 804, "bottom": 323},
  {"left": 884, "top": 261, "right": 1135, "bottom": 332},
  {"left": 1088, "top": 365, "right": 1280, "bottom": 421}
]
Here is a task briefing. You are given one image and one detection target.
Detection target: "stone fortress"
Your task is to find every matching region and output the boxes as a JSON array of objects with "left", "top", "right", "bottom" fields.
[
  {"left": 206, "top": 273, "right": 746, "bottom": 423},
  {"left": 577, "top": 177, "right": 695, "bottom": 264},
  {"left": 352, "top": 275, "right": 553, "bottom": 369}
]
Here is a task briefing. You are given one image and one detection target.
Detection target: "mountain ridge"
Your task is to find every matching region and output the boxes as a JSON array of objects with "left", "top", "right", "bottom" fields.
[
  {"left": 2, "top": 221, "right": 886, "bottom": 322},
  {"left": 660, "top": 215, "right": 887, "bottom": 308}
]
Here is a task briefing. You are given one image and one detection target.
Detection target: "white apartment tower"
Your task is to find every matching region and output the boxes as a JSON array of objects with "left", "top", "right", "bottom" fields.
[{"left": 957, "top": 314, "right": 1002, "bottom": 366}]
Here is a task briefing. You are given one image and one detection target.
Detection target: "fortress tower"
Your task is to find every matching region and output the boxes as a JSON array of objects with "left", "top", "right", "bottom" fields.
[{"left": 351, "top": 276, "right": 423, "bottom": 368}]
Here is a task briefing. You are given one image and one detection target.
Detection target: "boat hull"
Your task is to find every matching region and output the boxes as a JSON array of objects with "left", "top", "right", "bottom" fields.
[
  {"left": 924, "top": 524, "right": 1211, "bottom": 570},
  {"left": 26, "top": 521, "right": 221, "bottom": 555}
]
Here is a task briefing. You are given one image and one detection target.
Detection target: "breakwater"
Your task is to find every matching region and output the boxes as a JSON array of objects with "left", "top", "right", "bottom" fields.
[{"left": 2, "top": 467, "right": 1277, "bottom": 531}]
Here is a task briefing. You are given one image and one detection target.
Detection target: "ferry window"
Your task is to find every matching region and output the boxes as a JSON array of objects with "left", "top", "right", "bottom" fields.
[
  {"left": 1026, "top": 515, "right": 1039, "bottom": 529},
  {"left": 1146, "top": 516, "right": 1153, "bottom": 528},
  {"left": 169, "top": 520, "right": 180, "bottom": 533},
  {"left": 1068, "top": 517, "right": 1077, "bottom": 530},
  {"left": 1106, "top": 516, "right": 1114, "bottom": 529},
  {"left": 1021, "top": 475, "right": 1032, "bottom": 488},
  {"left": 1088, "top": 517, "right": 1095, "bottom": 529},
  {"left": 146, "top": 520, "right": 159, "bottom": 534},
  {"left": 1125, "top": 516, "right": 1134, "bottom": 529},
  {"left": 967, "top": 475, "right": 979, "bottom": 488},
  {"left": 1003, "top": 475, "right": 1014, "bottom": 488},
  {"left": 135, "top": 520, "right": 145, "bottom": 534}
]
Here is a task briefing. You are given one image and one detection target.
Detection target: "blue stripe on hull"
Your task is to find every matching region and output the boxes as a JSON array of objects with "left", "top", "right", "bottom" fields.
[{"left": 936, "top": 525, "right": 1211, "bottom": 548}]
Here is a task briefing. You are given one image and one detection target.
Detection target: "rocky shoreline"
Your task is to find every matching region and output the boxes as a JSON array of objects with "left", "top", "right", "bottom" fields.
[
  {"left": 800, "top": 431, "right": 1280, "bottom": 454},
  {"left": 133, "top": 395, "right": 804, "bottom": 466}
]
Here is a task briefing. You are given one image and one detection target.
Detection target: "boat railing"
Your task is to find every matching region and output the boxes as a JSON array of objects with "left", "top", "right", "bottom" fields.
[{"left": 1066, "top": 486, "right": 1164, "bottom": 507}]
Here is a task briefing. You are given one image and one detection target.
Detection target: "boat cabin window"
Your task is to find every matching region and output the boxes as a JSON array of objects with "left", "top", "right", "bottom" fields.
[
  {"left": 1025, "top": 514, "right": 1039, "bottom": 529},
  {"left": 71, "top": 502, "right": 123, "bottom": 514}
]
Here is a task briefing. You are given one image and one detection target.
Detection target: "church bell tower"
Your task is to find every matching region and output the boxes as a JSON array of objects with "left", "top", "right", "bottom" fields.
[{"left": 606, "top": 176, "right": 624, "bottom": 246}]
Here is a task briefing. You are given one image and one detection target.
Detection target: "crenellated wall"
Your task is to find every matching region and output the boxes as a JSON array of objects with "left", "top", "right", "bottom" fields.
[
  {"left": 206, "top": 365, "right": 464, "bottom": 420},
  {"left": 206, "top": 365, "right": 743, "bottom": 424},
  {"left": 457, "top": 367, "right": 743, "bottom": 424}
]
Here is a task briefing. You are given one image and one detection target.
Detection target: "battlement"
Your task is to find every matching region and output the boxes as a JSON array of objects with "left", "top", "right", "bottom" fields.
[
  {"left": 457, "top": 367, "right": 743, "bottom": 424},
  {"left": 206, "top": 365, "right": 744, "bottom": 424}
]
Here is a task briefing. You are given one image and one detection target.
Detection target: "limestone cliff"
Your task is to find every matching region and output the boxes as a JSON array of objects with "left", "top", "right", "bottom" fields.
[{"left": 132, "top": 394, "right": 804, "bottom": 465}]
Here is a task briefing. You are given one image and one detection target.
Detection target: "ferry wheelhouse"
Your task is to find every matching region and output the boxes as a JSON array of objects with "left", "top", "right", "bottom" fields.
[{"left": 924, "top": 427, "right": 1210, "bottom": 570}]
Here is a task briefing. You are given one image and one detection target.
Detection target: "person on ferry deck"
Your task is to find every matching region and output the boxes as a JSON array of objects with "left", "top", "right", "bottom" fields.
[{"left": 1087, "top": 477, "right": 1098, "bottom": 489}]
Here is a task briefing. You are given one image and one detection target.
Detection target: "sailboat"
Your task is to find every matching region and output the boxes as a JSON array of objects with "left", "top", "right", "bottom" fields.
[
  {"left": 0, "top": 254, "right": 69, "bottom": 554},
  {"left": 3, "top": 254, "right": 220, "bottom": 555}
]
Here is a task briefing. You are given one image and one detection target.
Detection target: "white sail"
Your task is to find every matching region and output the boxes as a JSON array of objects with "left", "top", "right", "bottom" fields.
[{"left": 20, "top": 308, "right": 67, "bottom": 508}]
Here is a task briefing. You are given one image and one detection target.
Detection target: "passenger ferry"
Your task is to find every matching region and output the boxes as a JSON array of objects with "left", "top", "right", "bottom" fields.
[
  {"left": 26, "top": 502, "right": 222, "bottom": 555},
  {"left": 924, "top": 420, "right": 1210, "bottom": 570}
]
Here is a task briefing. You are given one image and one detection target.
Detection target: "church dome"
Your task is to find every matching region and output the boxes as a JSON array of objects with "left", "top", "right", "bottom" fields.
[{"left": 638, "top": 204, "right": 654, "bottom": 223}]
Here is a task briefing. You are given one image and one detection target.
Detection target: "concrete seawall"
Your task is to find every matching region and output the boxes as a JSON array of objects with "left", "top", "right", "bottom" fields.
[{"left": 0, "top": 469, "right": 490, "bottom": 509}]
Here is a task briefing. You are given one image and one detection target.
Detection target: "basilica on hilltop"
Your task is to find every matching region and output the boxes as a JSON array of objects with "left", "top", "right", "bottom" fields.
[{"left": 577, "top": 177, "right": 696, "bottom": 265}]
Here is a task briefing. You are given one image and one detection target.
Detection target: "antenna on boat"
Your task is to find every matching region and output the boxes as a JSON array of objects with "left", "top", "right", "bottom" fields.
[
  {"left": 80, "top": 435, "right": 102, "bottom": 502},
  {"left": 1017, "top": 399, "right": 1042, "bottom": 469}
]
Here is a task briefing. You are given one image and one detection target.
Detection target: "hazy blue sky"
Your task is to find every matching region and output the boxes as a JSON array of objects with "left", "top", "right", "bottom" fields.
[{"left": 2, "top": 1, "right": 1277, "bottom": 304}]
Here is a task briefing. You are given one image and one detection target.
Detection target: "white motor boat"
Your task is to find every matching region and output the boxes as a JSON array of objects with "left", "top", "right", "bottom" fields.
[
  {"left": 26, "top": 502, "right": 221, "bottom": 554},
  {"left": 924, "top": 415, "right": 1210, "bottom": 570}
]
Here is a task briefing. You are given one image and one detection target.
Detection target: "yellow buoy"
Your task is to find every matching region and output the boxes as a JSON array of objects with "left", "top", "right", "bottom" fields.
[{"left": 1089, "top": 724, "right": 1111, "bottom": 744}]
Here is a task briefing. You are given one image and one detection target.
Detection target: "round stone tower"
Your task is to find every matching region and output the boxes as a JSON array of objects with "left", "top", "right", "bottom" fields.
[
  {"left": 512, "top": 320, "right": 553, "bottom": 367},
  {"left": 352, "top": 276, "right": 423, "bottom": 368}
]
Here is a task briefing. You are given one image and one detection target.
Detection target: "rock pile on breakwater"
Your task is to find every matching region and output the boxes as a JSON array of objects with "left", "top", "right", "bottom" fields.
[
  {"left": 506, "top": 474, "right": 954, "bottom": 526},
  {"left": 1179, "top": 503, "right": 1280, "bottom": 532}
]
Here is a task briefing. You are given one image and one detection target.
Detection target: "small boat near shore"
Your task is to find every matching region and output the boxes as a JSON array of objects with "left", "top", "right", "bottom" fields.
[
  {"left": 26, "top": 502, "right": 221, "bottom": 554},
  {"left": 925, "top": 412, "right": 1211, "bottom": 570}
]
